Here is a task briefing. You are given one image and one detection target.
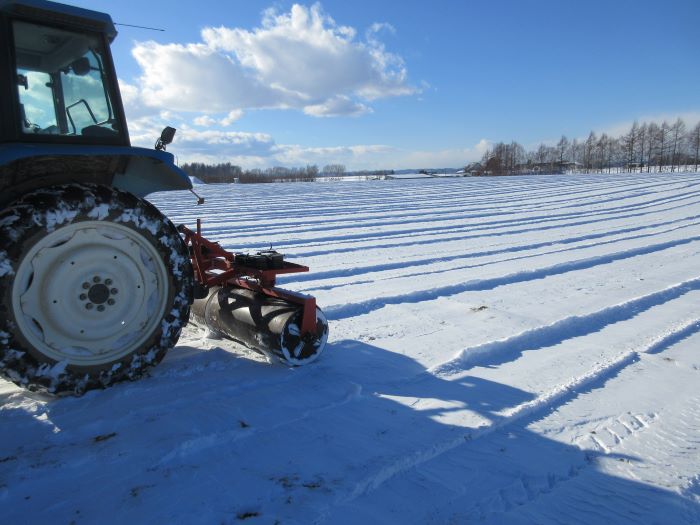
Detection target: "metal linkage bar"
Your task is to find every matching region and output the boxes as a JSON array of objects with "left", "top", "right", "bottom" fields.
[{"left": 179, "top": 220, "right": 318, "bottom": 336}]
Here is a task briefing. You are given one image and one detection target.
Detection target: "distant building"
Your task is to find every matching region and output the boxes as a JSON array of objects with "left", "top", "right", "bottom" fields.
[
  {"left": 463, "top": 162, "right": 484, "bottom": 176},
  {"left": 516, "top": 161, "right": 582, "bottom": 174},
  {"left": 559, "top": 161, "right": 583, "bottom": 172}
]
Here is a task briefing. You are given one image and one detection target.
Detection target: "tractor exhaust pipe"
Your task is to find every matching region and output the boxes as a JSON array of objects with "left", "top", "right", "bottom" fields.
[{"left": 190, "top": 286, "right": 329, "bottom": 365}]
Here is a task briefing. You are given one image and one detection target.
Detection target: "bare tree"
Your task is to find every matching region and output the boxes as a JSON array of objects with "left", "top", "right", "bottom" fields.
[
  {"left": 322, "top": 164, "right": 346, "bottom": 178},
  {"left": 689, "top": 122, "right": 700, "bottom": 172},
  {"left": 596, "top": 133, "right": 615, "bottom": 173},
  {"left": 569, "top": 138, "right": 580, "bottom": 168},
  {"left": 583, "top": 132, "right": 597, "bottom": 173},
  {"left": 606, "top": 135, "right": 620, "bottom": 173},
  {"left": 646, "top": 122, "right": 659, "bottom": 172},
  {"left": 658, "top": 121, "right": 670, "bottom": 171},
  {"left": 622, "top": 122, "right": 638, "bottom": 171},
  {"left": 637, "top": 123, "right": 647, "bottom": 172},
  {"left": 669, "top": 118, "right": 686, "bottom": 172},
  {"left": 480, "top": 141, "right": 527, "bottom": 175},
  {"left": 557, "top": 135, "right": 569, "bottom": 165},
  {"left": 505, "top": 141, "right": 525, "bottom": 173}
]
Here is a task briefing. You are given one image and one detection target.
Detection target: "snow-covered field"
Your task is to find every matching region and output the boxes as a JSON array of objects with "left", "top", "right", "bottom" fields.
[{"left": 2, "top": 172, "right": 700, "bottom": 524}]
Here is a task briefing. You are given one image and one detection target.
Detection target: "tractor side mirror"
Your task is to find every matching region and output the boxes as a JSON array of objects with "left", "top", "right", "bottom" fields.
[
  {"left": 155, "top": 126, "right": 176, "bottom": 151},
  {"left": 70, "top": 57, "right": 91, "bottom": 76},
  {"left": 17, "top": 74, "right": 28, "bottom": 90}
]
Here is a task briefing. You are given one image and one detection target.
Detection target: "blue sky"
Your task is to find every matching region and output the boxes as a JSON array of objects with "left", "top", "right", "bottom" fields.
[{"left": 67, "top": 0, "right": 700, "bottom": 169}]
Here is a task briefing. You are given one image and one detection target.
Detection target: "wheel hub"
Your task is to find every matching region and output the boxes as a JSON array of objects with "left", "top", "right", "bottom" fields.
[{"left": 87, "top": 282, "right": 110, "bottom": 305}]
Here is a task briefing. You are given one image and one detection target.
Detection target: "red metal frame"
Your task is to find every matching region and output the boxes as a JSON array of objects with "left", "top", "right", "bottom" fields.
[{"left": 180, "top": 220, "right": 318, "bottom": 336}]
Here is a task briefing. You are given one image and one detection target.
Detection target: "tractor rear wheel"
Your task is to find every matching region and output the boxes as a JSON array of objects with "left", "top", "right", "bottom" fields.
[{"left": 0, "top": 184, "right": 192, "bottom": 395}]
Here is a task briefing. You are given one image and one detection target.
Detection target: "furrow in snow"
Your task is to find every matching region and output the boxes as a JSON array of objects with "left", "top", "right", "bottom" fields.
[
  {"left": 287, "top": 215, "right": 700, "bottom": 285},
  {"left": 323, "top": 240, "right": 700, "bottom": 321},
  {"left": 430, "top": 280, "right": 700, "bottom": 376}
]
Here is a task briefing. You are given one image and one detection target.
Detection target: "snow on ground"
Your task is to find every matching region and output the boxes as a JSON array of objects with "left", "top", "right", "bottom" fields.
[{"left": 2, "top": 172, "right": 700, "bottom": 524}]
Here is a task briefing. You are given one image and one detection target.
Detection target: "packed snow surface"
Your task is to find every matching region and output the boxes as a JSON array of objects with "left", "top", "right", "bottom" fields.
[{"left": 2, "top": 172, "right": 700, "bottom": 524}]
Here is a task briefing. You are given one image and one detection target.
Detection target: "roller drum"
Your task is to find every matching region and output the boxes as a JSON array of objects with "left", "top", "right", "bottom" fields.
[{"left": 190, "top": 286, "right": 328, "bottom": 365}]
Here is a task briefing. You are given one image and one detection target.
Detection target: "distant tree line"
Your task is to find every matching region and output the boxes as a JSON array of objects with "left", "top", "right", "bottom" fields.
[
  {"left": 181, "top": 162, "right": 242, "bottom": 183},
  {"left": 181, "top": 162, "right": 322, "bottom": 184},
  {"left": 469, "top": 118, "right": 700, "bottom": 176},
  {"left": 237, "top": 165, "right": 319, "bottom": 183},
  {"left": 181, "top": 163, "right": 391, "bottom": 184},
  {"left": 355, "top": 169, "right": 395, "bottom": 177}
]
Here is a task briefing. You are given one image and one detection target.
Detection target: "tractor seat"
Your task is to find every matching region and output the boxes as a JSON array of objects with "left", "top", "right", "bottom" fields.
[{"left": 81, "top": 124, "right": 118, "bottom": 138}]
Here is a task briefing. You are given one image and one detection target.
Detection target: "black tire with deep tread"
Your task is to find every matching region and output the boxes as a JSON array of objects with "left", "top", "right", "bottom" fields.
[{"left": 0, "top": 184, "right": 193, "bottom": 395}]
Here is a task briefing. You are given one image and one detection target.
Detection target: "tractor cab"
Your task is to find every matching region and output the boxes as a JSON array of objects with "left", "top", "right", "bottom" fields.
[
  {"left": 1, "top": 0, "right": 128, "bottom": 145},
  {"left": 0, "top": 0, "right": 191, "bottom": 207}
]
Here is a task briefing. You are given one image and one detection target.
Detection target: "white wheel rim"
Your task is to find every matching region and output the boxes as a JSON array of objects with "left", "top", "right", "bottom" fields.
[{"left": 11, "top": 221, "right": 170, "bottom": 366}]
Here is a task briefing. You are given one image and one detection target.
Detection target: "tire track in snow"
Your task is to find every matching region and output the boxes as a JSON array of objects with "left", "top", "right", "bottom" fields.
[
  {"left": 449, "top": 399, "right": 700, "bottom": 524},
  {"left": 322, "top": 316, "right": 700, "bottom": 517},
  {"left": 153, "top": 381, "right": 363, "bottom": 467},
  {"left": 574, "top": 412, "right": 658, "bottom": 453},
  {"left": 430, "top": 278, "right": 700, "bottom": 375},
  {"left": 451, "top": 412, "right": 661, "bottom": 524},
  {"left": 322, "top": 237, "right": 700, "bottom": 320}
]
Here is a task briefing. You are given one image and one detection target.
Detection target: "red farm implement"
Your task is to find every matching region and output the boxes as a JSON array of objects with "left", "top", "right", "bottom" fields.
[{"left": 180, "top": 221, "right": 328, "bottom": 365}]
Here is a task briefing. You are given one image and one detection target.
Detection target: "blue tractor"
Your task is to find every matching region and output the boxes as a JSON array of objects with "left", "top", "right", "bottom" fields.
[{"left": 0, "top": 0, "right": 329, "bottom": 395}]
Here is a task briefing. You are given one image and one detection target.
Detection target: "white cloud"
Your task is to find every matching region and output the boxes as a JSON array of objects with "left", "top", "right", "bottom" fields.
[
  {"left": 177, "top": 129, "right": 275, "bottom": 158},
  {"left": 118, "top": 78, "right": 152, "bottom": 120},
  {"left": 127, "top": 3, "right": 414, "bottom": 120},
  {"left": 270, "top": 140, "right": 489, "bottom": 170},
  {"left": 124, "top": 103, "right": 489, "bottom": 170},
  {"left": 124, "top": 99, "right": 489, "bottom": 170},
  {"left": 220, "top": 109, "right": 244, "bottom": 126},
  {"left": 192, "top": 110, "right": 243, "bottom": 128},
  {"left": 273, "top": 143, "right": 394, "bottom": 168},
  {"left": 367, "top": 22, "right": 396, "bottom": 41},
  {"left": 193, "top": 115, "right": 218, "bottom": 127},
  {"left": 117, "top": 4, "right": 430, "bottom": 170},
  {"left": 117, "top": 6, "right": 487, "bottom": 171},
  {"left": 303, "top": 96, "right": 370, "bottom": 117},
  {"left": 132, "top": 41, "right": 283, "bottom": 112}
]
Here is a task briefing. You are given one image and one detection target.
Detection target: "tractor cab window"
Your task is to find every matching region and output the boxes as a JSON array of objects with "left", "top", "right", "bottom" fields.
[{"left": 12, "top": 21, "right": 122, "bottom": 139}]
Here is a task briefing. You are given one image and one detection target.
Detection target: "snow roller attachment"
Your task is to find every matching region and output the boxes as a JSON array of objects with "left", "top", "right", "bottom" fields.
[
  {"left": 190, "top": 286, "right": 328, "bottom": 365},
  {"left": 179, "top": 221, "right": 329, "bottom": 365}
]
